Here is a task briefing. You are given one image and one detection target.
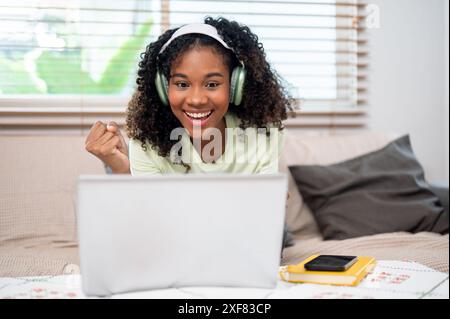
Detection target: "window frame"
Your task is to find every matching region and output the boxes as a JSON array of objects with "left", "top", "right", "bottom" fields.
[{"left": 0, "top": 0, "right": 369, "bottom": 130}]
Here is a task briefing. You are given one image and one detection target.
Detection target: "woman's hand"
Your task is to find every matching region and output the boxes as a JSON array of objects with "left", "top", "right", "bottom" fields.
[{"left": 85, "top": 121, "right": 131, "bottom": 174}]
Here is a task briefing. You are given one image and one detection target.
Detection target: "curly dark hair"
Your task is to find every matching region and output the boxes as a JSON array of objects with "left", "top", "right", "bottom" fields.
[{"left": 126, "top": 16, "right": 293, "bottom": 160}]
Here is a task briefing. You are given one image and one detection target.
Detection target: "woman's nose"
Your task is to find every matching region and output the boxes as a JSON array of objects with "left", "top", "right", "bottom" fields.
[{"left": 187, "top": 87, "right": 208, "bottom": 106}]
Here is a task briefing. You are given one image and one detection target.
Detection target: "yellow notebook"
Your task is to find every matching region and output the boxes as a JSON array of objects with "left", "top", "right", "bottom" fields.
[{"left": 279, "top": 255, "right": 377, "bottom": 287}]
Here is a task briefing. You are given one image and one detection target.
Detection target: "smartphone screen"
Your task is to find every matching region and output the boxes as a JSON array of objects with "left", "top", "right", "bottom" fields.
[{"left": 304, "top": 255, "right": 358, "bottom": 272}]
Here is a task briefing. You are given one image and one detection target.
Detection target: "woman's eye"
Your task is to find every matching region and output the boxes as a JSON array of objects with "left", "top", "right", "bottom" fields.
[
  {"left": 206, "top": 82, "right": 220, "bottom": 88},
  {"left": 175, "top": 82, "right": 189, "bottom": 88}
]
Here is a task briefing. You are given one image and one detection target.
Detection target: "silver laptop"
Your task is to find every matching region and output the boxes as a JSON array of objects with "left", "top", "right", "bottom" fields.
[{"left": 77, "top": 174, "right": 287, "bottom": 297}]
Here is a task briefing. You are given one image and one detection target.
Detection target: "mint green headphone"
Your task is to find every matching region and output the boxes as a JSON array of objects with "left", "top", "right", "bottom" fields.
[{"left": 155, "top": 24, "right": 246, "bottom": 107}]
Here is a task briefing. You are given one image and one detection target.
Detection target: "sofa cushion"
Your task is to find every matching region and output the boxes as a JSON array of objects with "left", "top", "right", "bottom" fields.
[
  {"left": 281, "top": 232, "right": 449, "bottom": 273},
  {"left": 0, "top": 136, "right": 104, "bottom": 251},
  {"left": 289, "top": 135, "right": 448, "bottom": 240}
]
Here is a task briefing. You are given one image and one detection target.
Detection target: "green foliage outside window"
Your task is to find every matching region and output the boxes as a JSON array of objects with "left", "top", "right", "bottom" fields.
[{"left": 0, "top": 19, "right": 153, "bottom": 95}]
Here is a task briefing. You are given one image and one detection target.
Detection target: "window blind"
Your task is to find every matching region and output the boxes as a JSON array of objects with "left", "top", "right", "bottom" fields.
[
  {"left": 164, "top": 0, "right": 369, "bottom": 112},
  {"left": 0, "top": 0, "right": 369, "bottom": 128},
  {"left": 0, "top": 0, "right": 161, "bottom": 98}
]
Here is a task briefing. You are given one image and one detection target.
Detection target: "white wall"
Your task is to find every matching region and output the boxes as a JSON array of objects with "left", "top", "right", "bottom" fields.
[
  {"left": 367, "top": 0, "right": 448, "bottom": 183},
  {"left": 444, "top": 0, "right": 449, "bottom": 183}
]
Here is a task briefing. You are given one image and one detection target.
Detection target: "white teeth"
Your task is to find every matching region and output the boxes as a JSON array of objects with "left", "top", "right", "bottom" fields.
[{"left": 185, "top": 111, "right": 212, "bottom": 119}]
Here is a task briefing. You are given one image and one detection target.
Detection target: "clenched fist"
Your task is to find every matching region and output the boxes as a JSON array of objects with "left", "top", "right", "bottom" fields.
[{"left": 85, "top": 121, "right": 131, "bottom": 174}]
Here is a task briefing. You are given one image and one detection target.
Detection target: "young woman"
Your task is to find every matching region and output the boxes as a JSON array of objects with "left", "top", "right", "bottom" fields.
[
  {"left": 125, "top": 17, "right": 291, "bottom": 175},
  {"left": 85, "top": 17, "right": 294, "bottom": 248}
]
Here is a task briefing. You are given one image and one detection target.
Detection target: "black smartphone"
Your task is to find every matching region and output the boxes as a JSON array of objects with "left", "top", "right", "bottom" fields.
[{"left": 304, "top": 255, "right": 358, "bottom": 272}]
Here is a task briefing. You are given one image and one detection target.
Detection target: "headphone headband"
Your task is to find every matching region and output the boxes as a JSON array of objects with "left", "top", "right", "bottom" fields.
[{"left": 159, "top": 24, "right": 233, "bottom": 55}]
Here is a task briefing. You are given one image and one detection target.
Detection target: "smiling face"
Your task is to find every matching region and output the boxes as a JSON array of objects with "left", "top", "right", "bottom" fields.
[{"left": 168, "top": 46, "right": 230, "bottom": 137}]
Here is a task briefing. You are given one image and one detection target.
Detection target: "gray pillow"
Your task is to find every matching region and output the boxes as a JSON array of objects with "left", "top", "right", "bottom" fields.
[
  {"left": 282, "top": 224, "right": 294, "bottom": 249},
  {"left": 430, "top": 186, "right": 449, "bottom": 212},
  {"left": 289, "top": 135, "right": 449, "bottom": 240}
]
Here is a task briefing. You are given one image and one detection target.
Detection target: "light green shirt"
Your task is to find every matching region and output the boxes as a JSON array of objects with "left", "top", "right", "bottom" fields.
[{"left": 129, "top": 112, "right": 285, "bottom": 175}]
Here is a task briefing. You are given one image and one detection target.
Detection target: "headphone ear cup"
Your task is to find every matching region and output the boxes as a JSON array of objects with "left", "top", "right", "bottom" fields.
[
  {"left": 229, "top": 67, "right": 238, "bottom": 105},
  {"left": 229, "top": 66, "right": 246, "bottom": 106},
  {"left": 155, "top": 70, "right": 169, "bottom": 106}
]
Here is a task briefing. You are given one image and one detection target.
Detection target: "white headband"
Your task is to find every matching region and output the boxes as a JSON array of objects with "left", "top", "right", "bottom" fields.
[{"left": 158, "top": 23, "right": 233, "bottom": 55}]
